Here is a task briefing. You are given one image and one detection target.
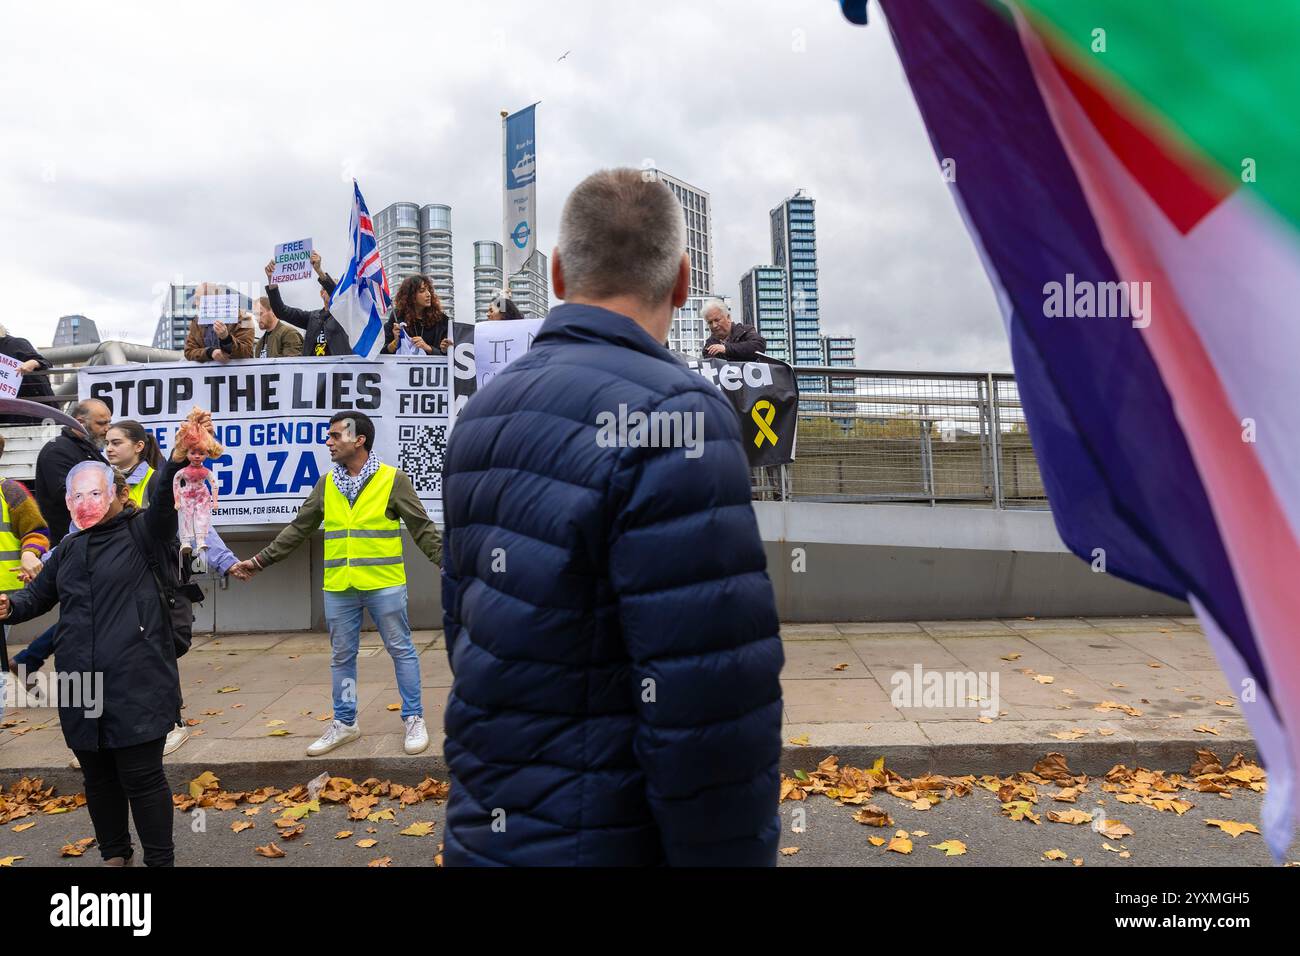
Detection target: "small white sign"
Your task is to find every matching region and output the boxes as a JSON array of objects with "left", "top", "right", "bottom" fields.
[
  {"left": 0, "top": 352, "right": 22, "bottom": 399},
  {"left": 198, "top": 293, "right": 242, "bottom": 326},
  {"left": 472, "top": 317, "right": 544, "bottom": 390},
  {"left": 271, "top": 237, "right": 313, "bottom": 284}
]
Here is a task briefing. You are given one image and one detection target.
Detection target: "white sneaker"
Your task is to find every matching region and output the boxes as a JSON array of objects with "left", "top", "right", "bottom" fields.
[
  {"left": 403, "top": 715, "right": 429, "bottom": 755},
  {"left": 164, "top": 724, "right": 190, "bottom": 756},
  {"left": 308, "top": 719, "right": 360, "bottom": 757}
]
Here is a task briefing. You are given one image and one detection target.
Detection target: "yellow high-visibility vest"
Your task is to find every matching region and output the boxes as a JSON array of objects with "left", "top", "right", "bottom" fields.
[
  {"left": 0, "top": 489, "right": 23, "bottom": 592},
  {"left": 321, "top": 464, "right": 405, "bottom": 592},
  {"left": 128, "top": 466, "right": 154, "bottom": 508}
]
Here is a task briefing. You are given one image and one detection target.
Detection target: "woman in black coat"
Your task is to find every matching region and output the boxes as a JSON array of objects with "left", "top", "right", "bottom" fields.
[
  {"left": 0, "top": 424, "right": 203, "bottom": 866},
  {"left": 384, "top": 275, "right": 451, "bottom": 354}
]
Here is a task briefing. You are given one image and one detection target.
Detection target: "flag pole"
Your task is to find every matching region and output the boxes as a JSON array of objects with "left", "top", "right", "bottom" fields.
[{"left": 501, "top": 109, "right": 510, "bottom": 292}]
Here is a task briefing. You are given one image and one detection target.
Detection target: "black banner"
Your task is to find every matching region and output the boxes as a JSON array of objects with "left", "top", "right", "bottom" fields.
[
  {"left": 682, "top": 355, "right": 799, "bottom": 467},
  {"left": 450, "top": 320, "right": 478, "bottom": 420}
]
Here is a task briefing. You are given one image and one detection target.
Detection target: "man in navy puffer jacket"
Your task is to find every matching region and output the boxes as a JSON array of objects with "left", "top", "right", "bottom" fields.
[{"left": 441, "top": 168, "right": 784, "bottom": 866}]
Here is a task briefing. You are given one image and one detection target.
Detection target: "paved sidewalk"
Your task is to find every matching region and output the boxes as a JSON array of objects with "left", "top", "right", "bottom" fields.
[{"left": 1, "top": 615, "right": 1250, "bottom": 790}]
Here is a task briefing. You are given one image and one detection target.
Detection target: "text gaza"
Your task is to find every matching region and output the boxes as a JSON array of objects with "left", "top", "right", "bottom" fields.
[{"left": 89, "top": 370, "right": 382, "bottom": 417}]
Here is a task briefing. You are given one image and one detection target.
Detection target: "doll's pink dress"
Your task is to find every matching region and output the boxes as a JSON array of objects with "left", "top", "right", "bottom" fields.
[{"left": 174, "top": 465, "right": 215, "bottom": 554}]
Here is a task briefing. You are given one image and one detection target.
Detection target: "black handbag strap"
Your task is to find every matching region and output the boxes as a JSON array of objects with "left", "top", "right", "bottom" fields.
[{"left": 1, "top": 621, "right": 10, "bottom": 674}]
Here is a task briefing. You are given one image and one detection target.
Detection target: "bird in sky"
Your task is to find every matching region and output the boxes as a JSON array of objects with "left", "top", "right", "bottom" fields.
[{"left": 557, "top": 50, "right": 571, "bottom": 61}]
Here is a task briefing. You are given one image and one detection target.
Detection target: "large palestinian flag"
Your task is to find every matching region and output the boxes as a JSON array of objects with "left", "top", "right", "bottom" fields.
[{"left": 842, "top": 0, "right": 1300, "bottom": 855}]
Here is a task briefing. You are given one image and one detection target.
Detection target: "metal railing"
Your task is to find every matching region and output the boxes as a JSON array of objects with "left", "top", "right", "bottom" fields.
[
  {"left": 753, "top": 366, "right": 1048, "bottom": 510},
  {"left": 3, "top": 342, "right": 184, "bottom": 411},
  {"left": 9, "top": 349, "right": 1047, "bottom": 511}
]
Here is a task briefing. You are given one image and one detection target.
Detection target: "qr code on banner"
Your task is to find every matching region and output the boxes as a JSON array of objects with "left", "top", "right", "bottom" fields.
[{"left": 398, "top": 424, "right": 447, "bottom": 493}]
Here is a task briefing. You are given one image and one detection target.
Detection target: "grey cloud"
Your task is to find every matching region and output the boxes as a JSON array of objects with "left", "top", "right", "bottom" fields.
[{"left": 1, "top": 0, "right": 1008, "bottom": 372}]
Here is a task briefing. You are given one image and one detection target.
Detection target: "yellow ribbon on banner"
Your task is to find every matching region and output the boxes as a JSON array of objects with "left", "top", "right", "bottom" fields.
[{"left": 751, "top": 400, "right": 778, "bottom": 448}]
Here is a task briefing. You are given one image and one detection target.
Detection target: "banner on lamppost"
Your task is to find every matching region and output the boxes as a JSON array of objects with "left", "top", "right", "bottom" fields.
[{"left": 502, "top": 104, "right": 537, "bottom": 279}]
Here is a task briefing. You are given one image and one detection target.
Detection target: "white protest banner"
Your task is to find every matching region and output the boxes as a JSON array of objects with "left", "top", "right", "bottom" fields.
[
  {"left": 271, "top": 237, "right": 313, "bottom": 283},
  {"left": 472, "top": 317, "right": 543, "bottom": 389},
  {"left": 448, "top": 317, "right": 544, "bottom": 428},
  {"left": 198, "top": 293, "right": 242, "bottom": 326},
  {"left": 0, "top": 353, "right": 22, "bottom": 399},
  {"left": 78, "top": 356, "right": 451, "bottom": 524}
]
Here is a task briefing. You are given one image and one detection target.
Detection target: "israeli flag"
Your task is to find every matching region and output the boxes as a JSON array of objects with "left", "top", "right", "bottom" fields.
[
  {"left": 330, "top": 180, "right": 392, "bottom": 358},
  {"left": 394, "top": 323, "right": 421, "bottom": 355}
]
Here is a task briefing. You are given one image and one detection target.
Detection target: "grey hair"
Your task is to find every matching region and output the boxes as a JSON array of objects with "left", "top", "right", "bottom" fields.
[
  {"left": 557, "top": 168, "right": 686, "bottom": 304},
  {"left": 700, "top": 298, "right": 729, "bottom": 320},
  {"left": 71, "top": 399, "right": 108, "bottom": 422},
  {"left": 65, "top": 460, "right": 118, "bottom": 496},
  {"left": 0, "top": 323, "right": 8, "bottom": 336}
]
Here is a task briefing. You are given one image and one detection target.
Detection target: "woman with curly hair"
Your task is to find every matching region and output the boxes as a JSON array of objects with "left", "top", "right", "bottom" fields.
[{"left": 384, "top": 275, "right": 451, "bottom": 355}]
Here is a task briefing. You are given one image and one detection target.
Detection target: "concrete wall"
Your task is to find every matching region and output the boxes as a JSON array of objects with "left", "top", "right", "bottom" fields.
[
  {"left": 756, "top": 501, "right": 1188, "bottom": 621},
  {"left": 5, "top": 501, "right": 1186, "bottom": 641}
]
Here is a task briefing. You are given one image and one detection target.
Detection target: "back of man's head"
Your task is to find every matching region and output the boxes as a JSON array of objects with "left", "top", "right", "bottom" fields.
[{"left": 556, "top": 169, "right": 686, "bottom": 307}]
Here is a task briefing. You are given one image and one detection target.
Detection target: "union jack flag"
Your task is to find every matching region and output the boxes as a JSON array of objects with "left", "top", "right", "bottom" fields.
[{"left": 329, "top": 180, "right": 393, "bottom": 358}]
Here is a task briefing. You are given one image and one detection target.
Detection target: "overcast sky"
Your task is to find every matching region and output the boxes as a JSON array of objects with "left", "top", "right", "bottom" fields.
[{"left": 0, "top": 0, "right": 1010, "bottom": 371}]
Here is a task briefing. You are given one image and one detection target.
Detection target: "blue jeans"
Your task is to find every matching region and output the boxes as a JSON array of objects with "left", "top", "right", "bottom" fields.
[
  {"left": 14, "top": 622, "right": 57, "bottom": 671},
  {"left": 323, "top": 584, "right": 422, "bottom": 726}
]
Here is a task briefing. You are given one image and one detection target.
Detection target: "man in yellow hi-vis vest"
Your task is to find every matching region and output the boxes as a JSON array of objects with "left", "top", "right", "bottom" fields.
[{"left": 233, "top": 412, "right": 441, "bottom": 757}]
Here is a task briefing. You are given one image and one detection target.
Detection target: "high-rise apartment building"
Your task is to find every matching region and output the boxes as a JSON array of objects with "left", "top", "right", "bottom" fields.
[
  {"left": 473, "top": 240, "right": 504, "bottom": 321},
  {"left": 770, "top": 189, "right": 823, "bottom": 369},
  {"left": 649, "top": 168, "right": 716, "bottom": 352},
  {"left": 420, "top": 204, "right": 453, "bottom": 317},
  {"left": 375, "top": 201, "right": 454, "bottom": 318},
  {"left": 647, "top": 169, "right": 714, "bottom": 296},
  {"left": 508, "top": 249, "right": 549, "bottom": 319},
  {"left": 739, "top": 266, "right": 790, "bottom": 361},
  {"left": 471, "top": 241, "right": 547, "bottom": 321},
  {"left": 52, "top": 314, "right": 99, "bottom": 347},
  {"left": 821, "top": 332, "right": 859, "bottom": 414}
]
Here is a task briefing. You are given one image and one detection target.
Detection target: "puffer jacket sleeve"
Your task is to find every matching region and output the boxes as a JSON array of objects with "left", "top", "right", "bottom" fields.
[
  {"left": 607, "top": 385, "right": 784, "bottom": 866},
  {"left": 440, "top": 522, "right": 458, "bottom": 661}
]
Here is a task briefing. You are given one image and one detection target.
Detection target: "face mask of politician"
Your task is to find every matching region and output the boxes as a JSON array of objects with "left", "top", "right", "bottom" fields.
[{"left": 65, "top": 464, "right": 118, "bottom": 530}]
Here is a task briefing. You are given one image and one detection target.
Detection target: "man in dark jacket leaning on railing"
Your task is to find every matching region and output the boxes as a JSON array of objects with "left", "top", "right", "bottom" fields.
[
  {"left": 440, "top": 168, "right": 784, "bottom": 867},
  {"left": 702, "top": 298, "right": 767, "bottom": 361}
]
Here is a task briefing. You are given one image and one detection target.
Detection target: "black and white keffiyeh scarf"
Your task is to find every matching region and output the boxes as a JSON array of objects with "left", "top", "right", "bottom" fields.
[{"left": 332, "top": 452, "right": 382, "bottom": 505}]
